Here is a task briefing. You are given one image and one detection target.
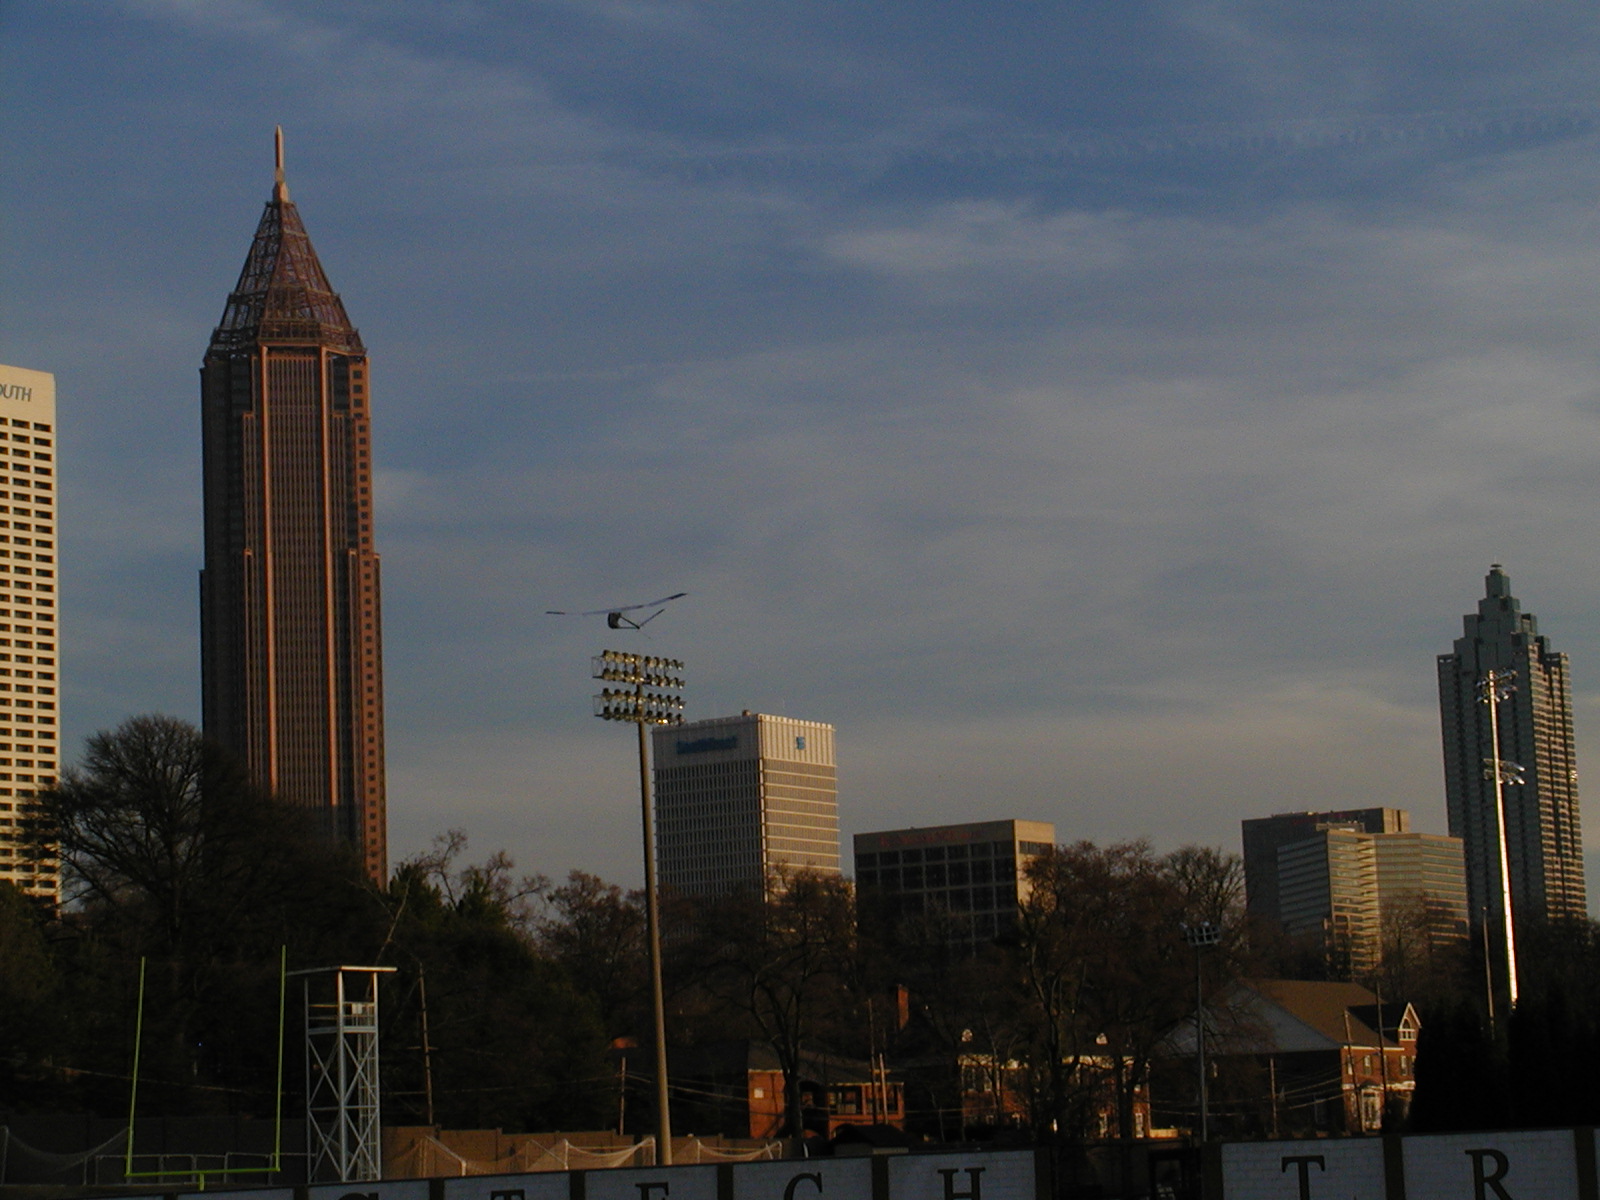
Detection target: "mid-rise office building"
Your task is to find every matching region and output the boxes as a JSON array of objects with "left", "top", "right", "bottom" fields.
[
  {"left": 854, "top": 819, "right": 1056, "bottom": 945},
  {"left": 199, "top": 134, "right": 387, "bottom": 880},
  {"left": 0, "top": 364, "right": 59, "bottom": 903},
  {"left": 1276, "top": 827, "right": 1468, "bottom": 976},
  {"left": 652, "top": 712, "right": 838, "bottom": 897},
  {"left": 1438, "top": 565, "right": 1587, "bottom": 940},
  {"left": 1242, "top": 808, "right": 1409, "bottom": 926}
]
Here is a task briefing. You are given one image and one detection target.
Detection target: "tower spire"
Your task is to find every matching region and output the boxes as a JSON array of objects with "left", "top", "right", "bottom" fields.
[
  {"left": 209, "top": 135, "right": 361, "bottom": 357},
  {"left": 273, "top": 125, "right": 289, "bottom": 203}
]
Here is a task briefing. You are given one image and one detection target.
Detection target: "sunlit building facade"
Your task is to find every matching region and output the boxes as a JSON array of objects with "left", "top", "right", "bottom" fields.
[
  {"left": 200, "top": 138, "right": 387, "bottom": 880},
  {"left": 1276, "top": 827, "right": 1468, "bottom": 976},
  {"left": 652, "top": 711, "right": 838, "bottom": 897},
  {"left": 1242, "top": 808, "right": 1407, "bottom": 926},
  {"left": 0, "top": 363, "right": 59, "bottom": 903}
]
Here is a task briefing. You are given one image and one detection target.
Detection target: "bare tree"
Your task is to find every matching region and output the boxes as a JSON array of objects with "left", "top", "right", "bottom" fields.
[
  {"left": 1016, "top": 841, "right": 1247, "bottom": 1142},
  {"left": 534, "top": 869, "right": 648, "bottom": 1040},
  {"left": 689, "top": 870, "right": 861, "bottom": 1150},
  {"left": 29, "top": 715, "right": 374, "bottom": 1114}
]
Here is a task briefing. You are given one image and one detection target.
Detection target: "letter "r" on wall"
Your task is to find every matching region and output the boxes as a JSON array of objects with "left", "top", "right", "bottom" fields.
[{"left": 1466, "top": 1149, "right": 1513, "bottom": 1200}]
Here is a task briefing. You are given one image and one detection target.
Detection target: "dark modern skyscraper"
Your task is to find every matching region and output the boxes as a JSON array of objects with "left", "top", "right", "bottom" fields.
[
  {"left": 1438, "top": 566, "right": 1586, "bottom": 944},
  {"left": 200, "top": 133, "right": 386, "bottom": 881}
]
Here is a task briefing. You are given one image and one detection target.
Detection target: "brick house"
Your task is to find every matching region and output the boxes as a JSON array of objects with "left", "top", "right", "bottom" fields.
[
  {"left": 1169, "top": 978, "right": 1419, "bottom": 1137},
  {"left": 670, "top": 1041, "right": 905, "bottom": 1142}
]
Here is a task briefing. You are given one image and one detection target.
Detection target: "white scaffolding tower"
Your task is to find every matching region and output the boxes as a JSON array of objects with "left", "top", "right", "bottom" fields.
[{"left": 291, "top": 966, "right": 396, "bottom": 1183}]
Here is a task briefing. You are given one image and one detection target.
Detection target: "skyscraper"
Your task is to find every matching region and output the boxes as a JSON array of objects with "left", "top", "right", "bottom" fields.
[
  {"left": 651, "top": 712, "right": 838, "bottom": 897},
  {"left": 200, "top": 134, "right": 386, "bottom": 880},
  {"left": 1438, "top": 566, "right": 1586, "bottom": 945},
  {"left": 0, "top": 364, "right": 59, "bottom": 903}
]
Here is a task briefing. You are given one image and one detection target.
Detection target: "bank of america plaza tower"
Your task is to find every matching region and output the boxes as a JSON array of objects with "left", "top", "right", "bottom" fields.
[{"left": 200, "top": 135, "right": 386, "bottom": 880}]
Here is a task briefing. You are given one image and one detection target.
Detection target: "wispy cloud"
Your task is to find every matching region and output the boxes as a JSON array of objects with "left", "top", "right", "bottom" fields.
[{"left": 7, "top": 0, "right": 1600, "bottom": 901}]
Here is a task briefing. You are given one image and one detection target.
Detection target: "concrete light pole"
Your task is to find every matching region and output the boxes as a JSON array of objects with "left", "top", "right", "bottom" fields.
[{"left": 1478, "top": 668, "right": 1522, "bottom": 1016}]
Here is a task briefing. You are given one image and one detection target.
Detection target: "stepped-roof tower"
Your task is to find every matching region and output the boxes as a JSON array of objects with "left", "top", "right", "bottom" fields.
[{"left": 1438, "top": 565, "right": 1586, "bottom": 1003}]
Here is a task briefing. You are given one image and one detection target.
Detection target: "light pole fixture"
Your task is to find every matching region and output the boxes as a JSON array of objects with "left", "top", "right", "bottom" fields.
[
  {"left": 1477, "top": 668, "right": 1521, "bottom": 1015},
  {"left": 594, "top": 650, "right": 685, "bottom": 1165},
  {"left": 1183, "top": 921, "right": 1221, "bottom": 1142}
]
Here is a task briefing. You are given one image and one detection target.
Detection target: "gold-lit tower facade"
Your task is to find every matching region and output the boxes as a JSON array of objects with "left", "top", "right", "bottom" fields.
[{"left": 200, "top": 134, "right": 386, "bottom": 880}]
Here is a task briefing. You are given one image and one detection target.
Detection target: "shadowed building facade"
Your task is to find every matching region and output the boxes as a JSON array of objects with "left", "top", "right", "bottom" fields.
[
  {"left": 1438, "top": 566, "right": 1586, "bottom": 947},
  {"left": 855, "top": 819, "right": 1056, "bottom": 947},
  {"left": 200, "top": 137, "right": 386, "bottom": 880}
]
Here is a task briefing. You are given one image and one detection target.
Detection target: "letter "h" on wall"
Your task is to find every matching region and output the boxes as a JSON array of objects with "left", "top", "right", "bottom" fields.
[{"left": 936, "top": 1168, "right": 983, "bottom": 1200}]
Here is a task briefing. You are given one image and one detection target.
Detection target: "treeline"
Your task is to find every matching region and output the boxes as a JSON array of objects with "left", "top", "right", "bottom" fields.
[
  {"left": 5, "top": 715, "right": 1600, "bottom": 1143},
  {"left": 1, "top": 717, "right": 612, "bottom": 1132}
]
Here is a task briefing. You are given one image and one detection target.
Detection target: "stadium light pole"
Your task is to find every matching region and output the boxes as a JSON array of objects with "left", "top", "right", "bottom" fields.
[
  {"left": 1478, "top": 668, "right": 1522, "bottom": 1016},
  {"left": 1183, "top": 920, "right": 1221, "bottom": 1142},
  {"left": 594, "top": 650, "right": 685, "bottom": 1164}
]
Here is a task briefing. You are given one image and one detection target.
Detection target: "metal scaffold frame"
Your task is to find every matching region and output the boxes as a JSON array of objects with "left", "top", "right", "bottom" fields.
[{"left": 291, "top": 965, "right": 396, "bottom": 1184}]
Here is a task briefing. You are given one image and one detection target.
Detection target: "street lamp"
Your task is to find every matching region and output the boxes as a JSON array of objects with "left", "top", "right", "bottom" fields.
[
  {"left": 1478, "top": 668, "right": 1521, "bottom": 1016},
  {"left": 1183, "top": 921, "right": 1221, "bottom": 1142},
  {"left": 593, "top": 650, "right": 685, "bottom": 1165}
]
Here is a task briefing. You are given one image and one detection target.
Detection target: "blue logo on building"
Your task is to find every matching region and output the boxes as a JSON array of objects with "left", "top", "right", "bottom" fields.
[{"left": 677, "top": 735, "right": 738, "bottom": 754}]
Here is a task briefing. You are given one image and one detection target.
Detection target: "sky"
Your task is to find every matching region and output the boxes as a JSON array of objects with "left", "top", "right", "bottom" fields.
[{"left": 5, "top": 1, "right": 1600, "bottom": 905}]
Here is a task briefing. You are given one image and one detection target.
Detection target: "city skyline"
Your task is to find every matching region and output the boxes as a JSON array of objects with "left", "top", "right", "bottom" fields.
[{"left": 4, "top": 4, "right": 1600, "bottom": 903}]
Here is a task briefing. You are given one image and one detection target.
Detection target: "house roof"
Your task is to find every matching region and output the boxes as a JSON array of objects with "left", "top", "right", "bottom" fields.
[
  {"left": 1204, "top": 979, "right": 1412, "bottom": 1055},
  {"left": 1348, "top": 1002, "right": 1420, "bottom": 1043}
]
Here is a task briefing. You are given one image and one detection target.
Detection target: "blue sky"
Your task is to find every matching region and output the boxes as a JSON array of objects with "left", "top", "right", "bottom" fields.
[{"left": 5, "top": 1, "right": 1600, "bottom": 903}]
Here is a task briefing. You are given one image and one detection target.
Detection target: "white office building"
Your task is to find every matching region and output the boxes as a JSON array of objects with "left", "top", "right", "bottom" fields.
[
  {"left": 0, "top": 364, "right": 59, "bottom": 903},
  {"left": 652, "top": 711, "right": 838, "bottom": 898}
]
